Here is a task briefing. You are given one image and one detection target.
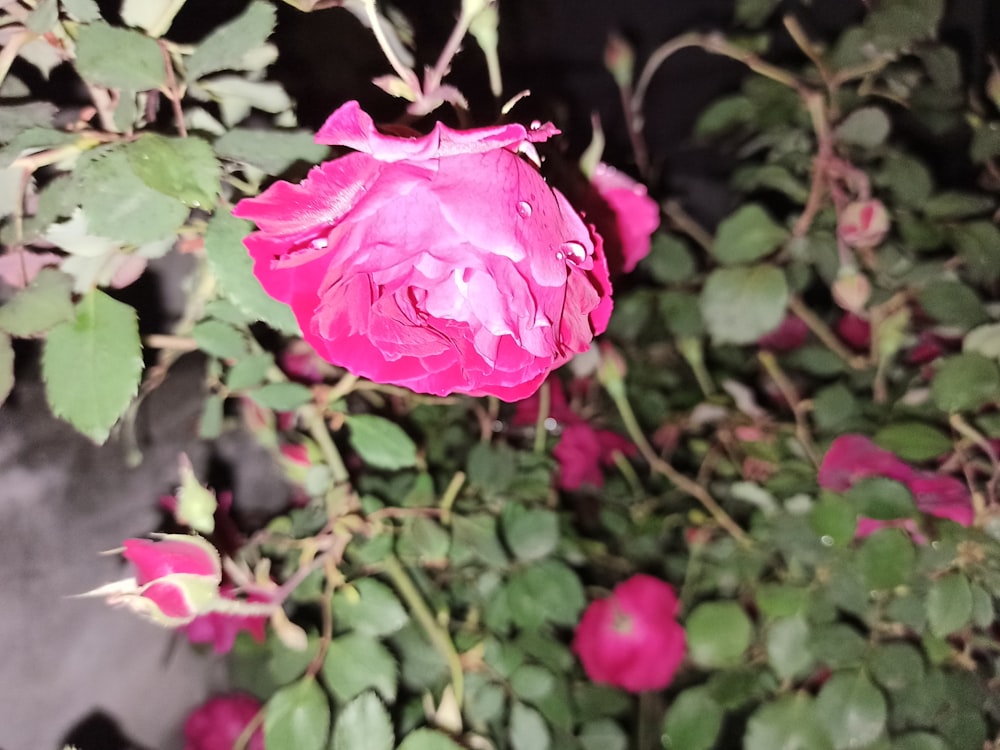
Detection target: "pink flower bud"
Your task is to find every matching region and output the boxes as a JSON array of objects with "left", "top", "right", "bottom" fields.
[
  {"left": 836, "top": 313, "right": 871, "bottom": 351},
  {"left": 184, "top": 694, "right": 264, "bottom": 750},
  {"left": 838, "top": 199, "right": 890, "bottom": 248},
  {"left": 758, "top": 315, "right": 809, "bottom": 352},
  {"left": 573, "top": 574, "right": 686, "bottom": 692},
  {"left": 831, "top": 268, "right": 871, "bottom": 314},
  {"left": 116, "top": 535, "right": 223, "bottom": 625},
  {"left": 596, "top": 342, "right": 628, "bottom": 398},
  {"left": 604, "top": 33, "right": 635, "bottom": 89}
]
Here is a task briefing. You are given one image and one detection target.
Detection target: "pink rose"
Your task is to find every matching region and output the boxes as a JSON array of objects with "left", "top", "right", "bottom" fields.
[
  {"left": 184, "top": 693, "right": 264, "bottom": 750},
  {"left": 572, "top": 574, "right": 686, "bottom": 692},
  {"left": 234, "top": 101, "right": 613, "bottom": 400},
  {"left": 819, "top": 435, "right": 974, "bottom": 535},
  {"left": 183, "top": 587, "right": 269, "bottom": 654},
  {"left": 838, "top": 199, "right": 890, "bottom": 248},
  {"left": 836, "top": 313, "right": 871, "bottom": 351},
  {"left": 514, "top": 377, "right": 634, "bottom": 490},
  {"left": 758, "top": 315, "right": 809, "bottom": 352},
  {"left": 119, "top": 535, "right": 223, "bottom": 625},
  {"left": 586, "top": 163, "right": 660, "bottom": 274}
]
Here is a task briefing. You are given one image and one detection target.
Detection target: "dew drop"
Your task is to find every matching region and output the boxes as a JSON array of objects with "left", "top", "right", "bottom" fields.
[
  {"left": 311, "top": 237, "right": 329, "bottom": 250},
  {"left": 555, "top": 251, "right": 565, "bottom": 260},
  {"left": 516, "top": 200, "right": 533, "bottom": 218},
  {"left": 820, "top": 535, "right": 834, "bottom": 547},
  {"left": 529, "top": 120, "right": 542, "bottom": 130},
  {"left": 543, "top": 417, "right": 558, "bottom": 431},
  {"left": 559, "top": 241, "right": 587, "bottom": 264}
]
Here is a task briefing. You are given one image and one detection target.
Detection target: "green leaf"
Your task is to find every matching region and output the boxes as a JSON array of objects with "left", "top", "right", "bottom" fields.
[
  {"left": 965, "top": 323, "right": 1000, "bottom": 361},
  {"left": 845, "top": 477, "right": 916, "bottom": 521},
  {"left": 815, "top": 670, "right": 887, "bottom": 750},
  {"left": 923, "top": 192, "right": 994, "bottom": 220},
  {"left": 755, "top": 585, "right": 810, "bottom": 619},
  {"left": 42, "top": 290, "right": 142, "bottom": 444},
  {"left": 198, "top": 393, "right": 224, "bottom": 439},
  {"left": 878, "top": 153, "right": 933, "bottom": 208},
  {"left": 203, "top": 212, "right": 299, "bottom": 334},
  {"left": 0, "top": 103, "right": 56, "bottom": 143},
  {"left": 868, "top": 642, "right": 924, "bottom": 692},
  {"left": 859, "top": 529, "right": 914, "bottom": 590},
  {"left": 579, "top": 719, "right": 626, "bottom": 750},
  {"left": 264, "top": 677, "right": 330, "bottom": 750},
  {"left": 345, "top": 414, "right": 417, "bottom": 471},
  {"left": 185, "top": 0, "right": 277, "bottom": 81},
  {"left": 892, "top": 734, "right": 951, "bottom": 750},
  {"left": 0, "top": 268, "right": 75, "bottom": 337},
  {"left": 873, "top": 423, "right": 952, "bottom": 462},
  {"left": 509, "top": 702, "right": 550, "bottom": 750},
  {"left": 331, "top": 579, "right": 408, "bottom": 637},
  {"left": 331, "top": 692, "right": 393, "bottom": 750},
  {"left": 713, "top": 204, "right": 788, "bottom": 265},
  {"left": 810, "top": 624, "right": 868, "bottom": 670},
  {"left": 641, "top": 233, "right": 696, "bottom": 284},
  {"left": 731, "top": 164, "right": 810, "bottom": 203},
  {"left": 926, "top": 573, "right": 972, "bottom": 637},
  {"left": 396, "top": 517, "right": 450, "bottom": 563},
  {"left": 125, "top": 134, "right": 220, "bottom": 209},
  {"left": 61, "top": 0, "right": 102, "bottom": 22},
  {"left": 735, "top": 0, "right": 782, "bottom": 27},
  {"left": 321, "top": 632, "right": 397, "bottom": 703},
  {"left": 700, "top": 265, "right": 789, "bottom": 345},
  {"left": 836, "top": 107, "right": 891, "bottom": 148},
  {"left": 766, "top": 616, "right": 814, "bottom": 679},
  {"left": 658, "top": 291, "right": 703, "bottom": 338},
  {"left": 917, "top": 281, "right": 988, "bottom": 329},
  {"left": 694, "top": 95, "right": 754, "bottom": 138},
  {"left": 26, "top": 0, "right": 58, "bottom": 32},
  {"left": 686, "top": 601, "right": 753, "bottom": 668},
  {"left": 810, "top": 494, "right": 857, "bottom": 547},
  {"left": 510, "top": 664, "right": 555, "bottom": 703},
  {"left": 225, "top": 352, "right": 274, "bottom": 391},
  {"left": 0, "top": 333, "right": 13, "bottom": 407},
  {"left": 75, "top": 22, "right": 167, "bottom": 90},
  {"left": 192, "top": 319, "right": 248, "bottom": 359},
  {"left": 949, "top": 222, "right": 1000, "bottom": 284},
  {"left": 214, "top": 128, "right": 329, "bottom": 175},
  {"left": 744, "top": 694, "right": 834, "bottom": 750},
  {"left": 661, "top": 686, "right": 724, "bottom": 750},
  {"left": 249, "top": 382, "right": 313, "bottom": 411},
  {"left": 396, "top": 729, "right": 465, "bottom": 750},
  {"left": 931, "top": 353, "right": 1000, "bottom": 413},
  {"left": 502, "top": 505, "right": 558, "bottom": 562},
  {"left": 76, "top": 148, "right": 187, "bottom": 245},
  {"left": 506, "top": 560, "right": 585, "bottom": 630}
]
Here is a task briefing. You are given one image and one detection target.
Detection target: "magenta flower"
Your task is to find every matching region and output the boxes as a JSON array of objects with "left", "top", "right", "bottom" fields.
[
  {"left": 758, "top": 315, "right": 809, "bottom": 352},
  {"left": 586, "top": 162, "right": 660, "bottom": 274},
  {"left": 514, "top": 377, "right": 634, "bottom": 490},
  {"left": 819, "top": 434, "right": 974, "bottom": 534},
  {"left": 183, "top": 587, "right": 268, "bottom": 654},
  {"left": 184, "top": 693, "right": 264, "bottom": 750},
  {"left": 234, "top": 101, "right": 613, "bottom": 400},
  {"left": 572, "top": 574, "right": 686, "bottom": 692}
]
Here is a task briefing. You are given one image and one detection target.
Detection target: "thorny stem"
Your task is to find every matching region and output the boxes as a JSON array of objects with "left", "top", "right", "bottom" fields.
[
  {"left": 533, "top": 379, "right": 551, "bottom": 454},
  {"left": 423, "top": 5, "right": 475, "bottom": 97},
  {"left": 757, "top": 351, "right": 820, "bottom": 467},
  {"left": 787, "top": 296, "right": 868, "bottom": 370},
  {"left": 607, "top": 383, "right": 750, "bottom": 546},
  {"left": 381, "top": 555, "right": 464, "bottom": 710},
  {"left": 158, "top": 40, "right": 187, "bottom": 138},
  {"left": 362, "top": 0, "right": 420, "bottom": 93}
]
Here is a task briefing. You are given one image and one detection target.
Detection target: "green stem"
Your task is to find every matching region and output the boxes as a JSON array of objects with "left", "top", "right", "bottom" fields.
[
  {"left": 382, "top": 555, "right": 464, "bottom": 709},
  {"left": 533, "top": 379, "right": 551, "bottom": 454},
  {"left": 439, "top": 471, "right": 466, "bottom": 526},
  {"left": 608, "top": 384, "right": 750, "bottom": 546},
  {"left": 302, "top": 404, "right": 349, "bottom": 485}
]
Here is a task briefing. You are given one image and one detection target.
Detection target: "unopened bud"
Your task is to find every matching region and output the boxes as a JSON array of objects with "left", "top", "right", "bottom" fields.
[
  {"left": 175, "top": 455, "right": 217, "bottom": 535},
  {"left": 604, "top": 33, "right": 635, "bottom": 90},
  {"left": 838, "top": 199, "right": 890, "bottom": 248},
  {"left": 831, "top": 267, "right": 871, "bottom": 314},
  {"left": 596, "top": 342, "right": 627, "bottom": 399}
]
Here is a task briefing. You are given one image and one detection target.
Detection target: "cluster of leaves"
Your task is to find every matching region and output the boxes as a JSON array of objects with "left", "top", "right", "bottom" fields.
[{"left": 3, "top": 1, "right": 1000, "bottom": 750}]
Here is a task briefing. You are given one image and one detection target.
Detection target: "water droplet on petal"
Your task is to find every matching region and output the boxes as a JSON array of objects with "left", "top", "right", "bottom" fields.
[
  {"left": 516, "top": 201, "right": 532, "bottom": 218},
  {"left": 529, "top": 120, "right": 542, "bottom": 130},
  {"left": 555, "top": 251, "right": 565, "bottom": 261},
  {"left": 559, "top": 241, "right": 587, "bottom": 264},
  {"left": 311, "top": 237, "right": 329, "bottom": 250}
]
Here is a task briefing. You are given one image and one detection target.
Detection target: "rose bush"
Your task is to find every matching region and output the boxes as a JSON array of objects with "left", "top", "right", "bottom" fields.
[
  {"left": 572, "top": 574, "right": 686, "bottom": 692},
  {"left": 234, "top": 101, "right": 613, "bottom": 400}
]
